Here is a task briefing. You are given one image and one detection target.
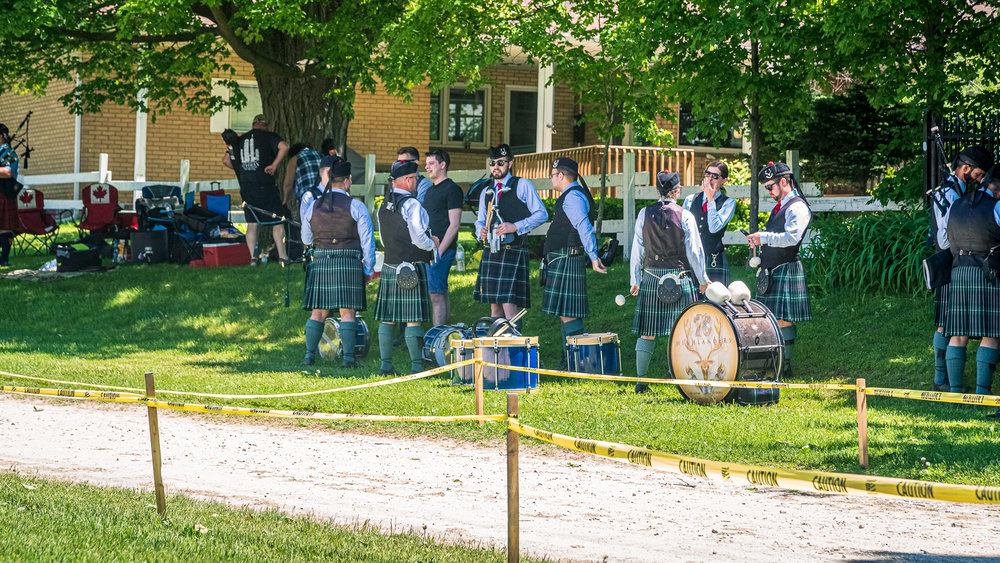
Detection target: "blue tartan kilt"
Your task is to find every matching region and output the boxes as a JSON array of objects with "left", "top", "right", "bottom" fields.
[
  {"left": 705, "top": 251, "right": 731, "bottom": 287},
  {"left": 474, "top": 246, "right": 530, "bottom": 307},
  {"left": 944, "top": 265, "right": 1000, "bottom": 338},
  {"left": 374, "top": 262, "right": 430, "bottom": 323},
  {"left": 934, "top": 282, "right": 950, "bottom": 329},
  {"left": 632, "top": 268, "right": 699, "bottom": 337},
  {"left": 302, "top": 249, "right": 366, "bottom": 311},
  {"left": 759, "top": 260, "right": 811, "bottom": 322},
  {"left": 542, "top": 249, "right": 589, "bottom": 318}
]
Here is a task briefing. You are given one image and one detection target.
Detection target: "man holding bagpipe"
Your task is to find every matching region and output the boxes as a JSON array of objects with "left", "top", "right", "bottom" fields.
[
  {"left": 927, "top": 146, "right": 993, "bottom": 391},
  {"left": 0, "top": 123, "right": 21, "bottom": 267},
  {"left": 300, "top": 156, "right": 375, "bottom": 368},
  {"left": 746, "top": 162, "right": 811, "bottom": 378},
  {"left": 473, "top": 144, "right": 548, "bottom": 331}
]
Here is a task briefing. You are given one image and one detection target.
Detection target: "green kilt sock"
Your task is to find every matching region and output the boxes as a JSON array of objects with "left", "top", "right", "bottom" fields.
[
  {"left": 340, "top": 321, "right": 357, "bottom": 364},
  {"left": 304, "top": 319, "right": 325, "bottom": 360},
  {"left": 635, "top": 338, "right": 656, "bottom": 393},
  {"left": 946, "top": 345, "right": 967, "bottom": 393},
  {"left": 780, "top": 325, "right": 796, "bottom": 377},
  {"left": 933, "top": 331, "right": 949, "bottom": 387},
  {"left": 378, "top": 322, "right": 395, "bottom": 372},
  {"left": 404, "top": 325, "right": 424, "bottom": 373},
  {"left": 976, "top": 345, "right": 998, "bottom": 395}
]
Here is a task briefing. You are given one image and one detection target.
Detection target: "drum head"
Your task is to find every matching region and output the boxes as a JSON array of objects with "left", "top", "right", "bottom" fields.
[
  {"left": 669, "top": 302, "right": 740, "bottom": 404},
  {"left": 396, "top": 262, "right": 419, "bottom": 290},
  {"left": 656, "top": 275, "right": 682, "bottom": 304},
  {"left": 756, "top": 268, "right": 771, "bottom": 295}
]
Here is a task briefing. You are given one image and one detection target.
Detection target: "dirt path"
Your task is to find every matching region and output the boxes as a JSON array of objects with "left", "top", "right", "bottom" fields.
[{"left": 2, "top": 394, "right": 998, "bottom": 562}]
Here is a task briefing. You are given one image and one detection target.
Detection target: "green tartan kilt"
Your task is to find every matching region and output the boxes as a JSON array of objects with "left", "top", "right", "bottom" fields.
[
  {"left": 302, "top": 249, "right": 366, "bottom": 312},
  {"left": 934, "top": 283, "right": 950, "bottom": 328},
  {"left": 632, "top": 267, "right": 699, "bottom": 336},
  {"left": 474, "top": 246, "right": 530, "bottom": 307},
  {"left": 374, "top": 262, "right": 431, "bottom": 323},
  {"left": 944, "top": 265, "right": 1000, "bottom": 338},
  {"left": 759, "top": 260, "right": 812, "bottom": 322},
  {"left": 705, "top": 251, "right": 731, "bottom": 286},
  {"left": 542, "top": 249, "right": 589, "bottom": 318}
]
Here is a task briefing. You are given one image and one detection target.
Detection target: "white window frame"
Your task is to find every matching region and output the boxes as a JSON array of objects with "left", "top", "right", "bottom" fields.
[
  {"left": 430, "top": 83, "right": 492, "bottom": 149},
  {"left": 209, "top": 79, "right": 263, "bottom": 133},
  {"left": 504, "top": 85, "right": 538, "bottom": 153}
]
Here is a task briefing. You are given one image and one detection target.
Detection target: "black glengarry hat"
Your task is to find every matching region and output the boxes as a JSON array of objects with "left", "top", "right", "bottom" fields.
[
  {"left": 390, "top": 158, "right": 418, "bottom": 180},
  {"left": 552, "top": 157, "right": 578, "bottom": 176},
  {"left": 758, "top": 161, "right": 792, "bottom": 183},
  {"left": 489, "top": 144, "right": 512, "bottom": 160},
  {"left": 656, "top": 170, "right": 680, "bottom": 196},
  {"left": 959, "top": 145, "right": 995, "bottom": 171},
  {"left": 330, "top": 158, "right": 351, "bottom": 178}
]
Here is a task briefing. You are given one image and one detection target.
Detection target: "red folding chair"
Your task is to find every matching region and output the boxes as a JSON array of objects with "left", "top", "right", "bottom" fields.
[
  {"left": 13, "top": 188, "right": 68, "bottom": 255},
  {"left": 76, "top": 183, "right": 123, "bottom": 237}
]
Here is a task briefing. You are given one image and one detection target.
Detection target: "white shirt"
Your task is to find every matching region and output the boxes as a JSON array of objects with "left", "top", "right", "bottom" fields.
[{"left": 630, "top": 200, "right": 709, "bottom": 286}]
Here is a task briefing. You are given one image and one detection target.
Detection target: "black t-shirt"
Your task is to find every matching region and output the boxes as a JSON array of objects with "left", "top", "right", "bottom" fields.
[
  {"left": 232, "top": 129, "right": 282, "bottom": 186},
  {"left": 422, "top": 178, "right": 464, "bottom": 249}
]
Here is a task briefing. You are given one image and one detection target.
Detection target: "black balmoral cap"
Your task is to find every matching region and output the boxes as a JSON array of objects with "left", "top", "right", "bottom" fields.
[
  {"left": 552, "top": 157, "right": 578, "bottom": 176},
  {"left": 757, "top": 161, "right": 792, "bottom": 183},
  {"left": 489, "top": 144, "right": 512, "bottom": 160},
  {"left": 390, "top": 159, "right": 418, "bottom": 180},
  {"left": 959, "top": 145, "right": 995, "bottom": 171},
  {"left": 656, "top": 170, "right": 680, "bottom": 193}
]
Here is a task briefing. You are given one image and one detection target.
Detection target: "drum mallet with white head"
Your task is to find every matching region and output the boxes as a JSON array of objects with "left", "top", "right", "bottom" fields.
[
  {"left": 706, "top": 281, "right": 742, "bottom": 316},
  {"left": 742, "top": 229, "right": 762, "bottom": 268},
  {"left": 728, "top": 280, "right": 754, "bottom": 313},
  {"left": 615, "top": 294, "right": 629, "bottom": 306}
]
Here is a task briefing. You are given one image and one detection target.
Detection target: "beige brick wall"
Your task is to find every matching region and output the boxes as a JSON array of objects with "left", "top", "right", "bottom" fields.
[{"left": 350, "top": 83, "right": 430, "bottom": 171}]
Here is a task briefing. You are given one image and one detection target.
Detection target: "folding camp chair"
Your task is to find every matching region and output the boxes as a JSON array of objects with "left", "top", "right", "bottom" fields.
[
  {"left": 13, "top": 188, "right": 69, "bottom": 256},
  {"left": 136, "top": 184, "right": 182, "bottom": 231},
  {"left": 76, "top": 183, "right": 123, "bottom": 238}
]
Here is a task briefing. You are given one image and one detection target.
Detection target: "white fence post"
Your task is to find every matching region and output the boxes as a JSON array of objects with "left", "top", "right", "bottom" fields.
[
  {"left": 364, "top": 153, "right": 377, "bottom": 213},
  {"left": 99, "top": 153, "right": 110, "bottom": 184},
  {"left": 179, "top": 159, "right": 191, "bottom": 195},
  {"left": 623, "top": 153, "right": 636, "bottom": 260}
]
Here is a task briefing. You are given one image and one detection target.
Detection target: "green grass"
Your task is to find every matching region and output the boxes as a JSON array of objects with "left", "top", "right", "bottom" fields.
[
  {"left": 0, "top": 472, "right": 548, "bottom": 562},
  {"left": 2, "top": 236, "right": 1000, "bottom": 487}
]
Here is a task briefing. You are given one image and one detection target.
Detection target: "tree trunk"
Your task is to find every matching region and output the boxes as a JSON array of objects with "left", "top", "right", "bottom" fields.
[
  {"left": 748, "top": 39, "right": 761, "bottom": 233},
  {"left": 257, "top": 73, "right": 352, "bottom": 153},
  {"left": 596, "top": 140, "right": 610, "bottom": 236}
]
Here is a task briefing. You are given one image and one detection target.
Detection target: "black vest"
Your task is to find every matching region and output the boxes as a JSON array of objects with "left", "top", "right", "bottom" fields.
[
  {"left": 311, "top": 191, "right": 361, "bottom": 250},
  {"left": 489, "top": 176, "right": 531, "bottom": 246},
  {"left": 948, "top": 190, "right": 1000, "bottom": 266},
  {"left": 928, "top": 175, "right": 962, "bottom": 250},
  {"left": 642, "top": 201, "right": 690, "bottom": 270},
  {"left": 760, "top": 196, "right": 810, "bottom": 270},
  {"left": 543, "top": 184, "right": 596, "bottom": 256},
  {"left": 377, "top": 192, "right": 432, "bottom": 264},
  {"left": 689, "top": 192, "right": 730, "bottom": 256}
]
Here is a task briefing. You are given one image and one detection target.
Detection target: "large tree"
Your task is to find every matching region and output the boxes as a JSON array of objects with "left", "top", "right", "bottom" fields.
[{"left": 0, "top": 1, "right": 508, "bottom": 152}]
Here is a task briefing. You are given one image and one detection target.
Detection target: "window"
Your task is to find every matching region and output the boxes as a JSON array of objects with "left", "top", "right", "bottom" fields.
[
  {"left": 678, "top": 103, "right": 743, "bottom": 149},
  {"left": 209, "top": 80, "right": 263, "bottom": 133},
  {"left": 506, "top": 88, "right": 537, "bottom": 154},
  {"left": 429, "top": 85, "right": 490, "bottom": 147}
]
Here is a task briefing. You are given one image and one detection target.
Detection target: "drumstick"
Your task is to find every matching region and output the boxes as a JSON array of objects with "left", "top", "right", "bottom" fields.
[{"left": 509, "top": 308, "right": 529, "bottom": 324}]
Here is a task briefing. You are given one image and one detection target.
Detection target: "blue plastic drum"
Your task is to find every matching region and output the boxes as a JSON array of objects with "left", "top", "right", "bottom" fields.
[
  {"left": 566, "top": 333, "right": 621, "bottom": 376},
  {"left": 423, "top": 324, "right": 473, "bottom": 367},
  {"left": 318, "top": 317, "right": 370, "bottom": 360},
  {"left": 475, "top": 336, "right": 539, "bottom": 391},
  {"left": 450, "top": 339, "right": 476, "bottom": 385}
]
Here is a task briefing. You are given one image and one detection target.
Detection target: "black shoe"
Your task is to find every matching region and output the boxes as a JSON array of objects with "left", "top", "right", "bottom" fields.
[
  {"left": 986, "top": 409, "right": 1000, "bottom": 420},
  {"left": 635, "top": 383, "right": 651, "bottom": 394},
  {"left": 934, "top": 383, "right": 950, "bottom": 392},
  {"left": 0, "top": 259, "right": 8, "bottom": 267},
  {"left": 378, "top": 368, "right": 398, "bottom": 376},
  {"left": 302, "top": 353, "right": 316, "bottom": 366},
  {"left": 341, "top": 360, "right": 358, "bottom": 369}
]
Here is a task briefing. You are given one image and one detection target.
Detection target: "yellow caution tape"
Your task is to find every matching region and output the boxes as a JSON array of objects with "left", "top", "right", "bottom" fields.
[
  {"left": 477, "top": 362, "right": 855, "bottom": 390},
  {"left": 509, "top": 421, "right": 1000, "bottom": 504},
  {"left": 145, "top": 399, "right": 504, "bottom": 423},
  {"left": 0, "top": 370, "right": 146, "bottom": 393},
  {"left": 867, "top": 387, "right": 1000, "bottom": 407},
  {"left": 1, "top": 385, "right": 145, "bottom": 403}
]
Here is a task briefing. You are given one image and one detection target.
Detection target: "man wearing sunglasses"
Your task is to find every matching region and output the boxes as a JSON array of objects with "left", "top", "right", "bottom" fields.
[
  {"left": 473, "top": 144, "right": 548, "bottom": 329},
  {"left": 927, "top": 145, "right": 993, "bottom": 392},
  {"left": 683, "top": 160, "right": 736, "bottom": 286},
  {"left": 746, "top": 162, "right": 811, "bottom": 377}
]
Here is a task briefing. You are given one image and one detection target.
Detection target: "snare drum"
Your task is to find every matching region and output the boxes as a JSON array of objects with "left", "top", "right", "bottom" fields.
[
  {"left": 566, "top": 333, "right": 621, "bottom": 376},
  {"left": 450, "top": 339, "right": 476, "bottom": 385},
  {"left": 318, "top": 317, "right": 371, "bottom": 360},
  {"left": 423, "top": 324, "right": 473, "bottom": 367},
  {"left": 475, "top": 336, "right": 539, "bottom": 391},
  {"left": 669, "top": 300, "right": 783, "bottom": 405}
]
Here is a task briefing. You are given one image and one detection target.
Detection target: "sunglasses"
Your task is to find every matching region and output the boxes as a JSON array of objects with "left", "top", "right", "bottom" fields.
[
  {"left": 704, "top": 171, "right": 721, "bottom": 180},
  {"left": 489, "top": 159, "right": 509, "bottom": 167},
  {"left": 765, "top": 182, "right": 780, "bottom": 191}
]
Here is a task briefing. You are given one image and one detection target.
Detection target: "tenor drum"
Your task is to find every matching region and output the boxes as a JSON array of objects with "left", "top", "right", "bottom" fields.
[
  {"left": 450, "top": 339, "right": 476, "bottom": 385},
  {"left": 474, "top": 336, "right": 539, "bottom": 391},
  {"left": 423, "top": 324, "right": 473, "bottom": 367},
  {"left": 318, "top": 317, "right": 371, "bottom": 360},
  {"left": 566, "top": 333, "right": 621, "bottom": 376},
  {"left": 669, "top": 300, "right": 783, "bottom": 405}
]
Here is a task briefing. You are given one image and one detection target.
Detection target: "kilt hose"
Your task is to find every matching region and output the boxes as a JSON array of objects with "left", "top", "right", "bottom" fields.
[
  {"left": 759, "top": 260, "right": 812, "bottom": 322},
  {"left": 705, "top": 251, "right": 731, "bottom": 287},
  {"left": 374, "top": 262, "right": 430, "bottom": 323},
  {"left": 632, "top": 267, "right": 698, "bottom": 336},
  {"left": 542, "top": 249, "right": 589, "bottom": 318},
  {"left": 302, "top": 249, "right": 366, "bottom": 312},
  {"left": 945, "top": 265, "right": 1000, "bottom": 338},
  {"left": 934, "top": 282, "right": 950, "bottom": 329},
  {"left": 474, "top": 246, "right": 530, "bottom": 308}
]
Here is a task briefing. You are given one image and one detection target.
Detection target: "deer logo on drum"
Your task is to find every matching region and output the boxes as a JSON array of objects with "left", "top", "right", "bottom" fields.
[{"left": 681, "top": 315, "right": 726, "bottom": 393}]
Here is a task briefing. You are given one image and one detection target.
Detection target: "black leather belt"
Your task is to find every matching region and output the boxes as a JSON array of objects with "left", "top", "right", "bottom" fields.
[
  {"left": 498, "top": 244, "right": 522, "bottom": 251},
  {"left": 958, "top": 249, "right": 984, "bottom": 256}
]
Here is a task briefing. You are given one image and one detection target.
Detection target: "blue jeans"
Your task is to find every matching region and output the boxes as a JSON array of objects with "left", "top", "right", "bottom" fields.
[{"left": 426, "top": 248, "right": 456, "bottom": 294}]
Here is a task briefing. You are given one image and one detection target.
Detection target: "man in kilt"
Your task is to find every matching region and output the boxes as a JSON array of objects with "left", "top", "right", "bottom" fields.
[
  {"left": 683, "top": 160, "right": 736, "bottom": 286},
  {"left": 375, "top": 159, "right": 439, "bottom": 375},
  {"left": 474, "top": 144, "right": 548, "bottom": 330},
  {"left": 927, "top": 146, "right": 993, "bottom": 391},
  {"left": 943, "top": 168, "right": 1000, "bottom": 407},
  {"left": 0, "top": 123, "right": 20, "bottom": 268},
  {"left": 542, "top": 158, "right": 607, "bottom": 369},
  {"left": 746, "top": 162, "right": 811, "bottom": 377},
  {"left": 300, "top": 156, "right": 375, "bottom": 368},
  {"left": 630, "top": 171, "right": 709, "bottom": 393}
]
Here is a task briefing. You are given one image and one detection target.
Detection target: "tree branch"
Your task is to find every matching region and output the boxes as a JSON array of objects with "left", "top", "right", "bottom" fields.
[
  {"left": 57, "top": 28, "right": 213, "bottom": 43},
  {"left": 206, "top": 3, "right": 301, "bottom": 78}
]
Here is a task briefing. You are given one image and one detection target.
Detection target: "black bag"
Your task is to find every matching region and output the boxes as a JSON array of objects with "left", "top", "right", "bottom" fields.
[
  {"left": 654, "top": 272, "right": 683, "bottom": 304},
  {"left": 176, "top": 206, "right": 226, "bottom": 236},
  {"left": 169, "top": 233, "right": 202, "bottom": 264},
  {"left": 396, "top": 262, "right": 419, "bottom": 290},
  {"left": 922, "top": 249, "right": 953, "bottom": 290},
  {"left": 54, "top": 242, "right": 102, "bottom": 272}
]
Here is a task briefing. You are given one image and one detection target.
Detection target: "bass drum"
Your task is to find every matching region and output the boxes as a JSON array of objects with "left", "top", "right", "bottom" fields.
[
  {"left": 423, "top": 324, "right": 473, "bottom": 367},
  {"left": 668, "top": 300, "right": 783, "bottom": 405},
  {"left": 318, "top": 317, "right": 371, "bottom": 360}
]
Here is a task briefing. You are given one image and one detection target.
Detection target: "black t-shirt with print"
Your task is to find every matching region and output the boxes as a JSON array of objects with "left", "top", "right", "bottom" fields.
[{"left": 422, "top": 178, "right": 464, "bottom": 250}]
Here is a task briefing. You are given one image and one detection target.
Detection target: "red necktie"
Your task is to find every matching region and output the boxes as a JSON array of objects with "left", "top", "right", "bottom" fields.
[
  {"left": 773, "top": 202, "right": 781, "bottom": 213},
  {"left": 497, "top": 182, "right": 503, "bottom": 195},
  {"left": 702, "top": 202, "right": 708, "bottom": 212}
]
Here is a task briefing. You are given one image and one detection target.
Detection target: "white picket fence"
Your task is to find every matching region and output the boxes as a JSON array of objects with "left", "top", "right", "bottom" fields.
[{"left": 22, "top": 152, "right": 901, "bottom": 257}]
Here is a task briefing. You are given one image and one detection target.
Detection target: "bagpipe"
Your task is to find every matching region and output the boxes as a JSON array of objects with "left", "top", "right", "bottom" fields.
[{"left": 1, "top": 111, "right": 32, "bottom": 198}]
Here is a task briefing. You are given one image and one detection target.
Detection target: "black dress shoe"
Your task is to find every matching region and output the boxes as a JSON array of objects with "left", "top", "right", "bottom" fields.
[
  {"left": 934, "top": 383, "right": 950, "bottom": 392},
  {"left": 378, "top": 368, "right": 398, "bottom": 376},
  {"left": 302, "top": 354, "right": 316, "bottom": 366},
  {"left": 635, "top": 383, "right": 651, "bottom": 394},
  {"left": 341, "top": 360, "right": 358, "bottom": 369}
]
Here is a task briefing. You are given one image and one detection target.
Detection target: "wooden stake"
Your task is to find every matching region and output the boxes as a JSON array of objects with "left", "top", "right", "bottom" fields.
[
  {"left": 144, "top": 371, "right": 167, "bottom": 517},
  {"left": 474, "top": 347, "right": 484, "bottom": 427},
  {"left": 506, "top": 393, "right": 519, "bottom": 563},
  {"left": 856, "top": 378, "right": 869, "bottom": 469}
]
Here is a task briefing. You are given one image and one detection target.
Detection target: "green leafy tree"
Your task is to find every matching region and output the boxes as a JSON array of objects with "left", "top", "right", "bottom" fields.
[{"left": 0, "top": 1, "right": 507, "bottom": 151}]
